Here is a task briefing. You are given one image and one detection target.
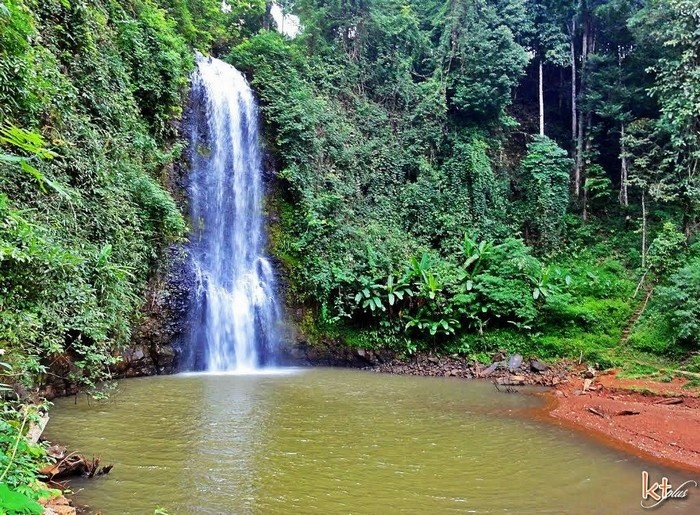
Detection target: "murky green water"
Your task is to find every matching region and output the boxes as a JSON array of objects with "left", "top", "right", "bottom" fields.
[{"left": 45, "top": 368, "right": 699, "bottom": 514}]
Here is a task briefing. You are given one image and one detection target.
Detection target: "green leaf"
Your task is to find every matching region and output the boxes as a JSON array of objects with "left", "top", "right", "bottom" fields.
[
  {"left": 0, "top": 484, "right": 43, "bottom": 514},
  {"left": 464, "top": 254, "right": 479, "bottom": 268},
  {"left": 19, "top": 161, "right": 47, "bottom": 192}
]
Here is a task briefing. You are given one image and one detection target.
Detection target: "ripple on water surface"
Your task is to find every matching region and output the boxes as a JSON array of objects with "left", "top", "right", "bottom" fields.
[{"left": 45, "top": 368, "right": 700, "bottom": 514}]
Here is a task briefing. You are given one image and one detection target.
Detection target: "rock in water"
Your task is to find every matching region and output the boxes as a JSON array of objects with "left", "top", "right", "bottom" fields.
[{"left": 508, "top": 354, "right": 523, "bottom": 372}]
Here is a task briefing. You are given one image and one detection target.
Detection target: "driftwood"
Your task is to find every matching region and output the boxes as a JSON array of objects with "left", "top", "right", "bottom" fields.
[
  {"left": 40, "top": 449, "right": 113, "bottom": 481},
  {"left": 492, "top": 380, "right": 519, "bottom": 394},
  {"left": 587, "top": 406, "right": 607, "bottom": 418},
  {"left": 480, "top": 362, "right": 500, "bottom": 378}
]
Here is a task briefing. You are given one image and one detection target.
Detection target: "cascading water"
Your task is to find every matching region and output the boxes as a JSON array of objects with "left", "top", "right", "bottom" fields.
[{"left": 182, "top": 55, "right": 280, "bottom": 372}]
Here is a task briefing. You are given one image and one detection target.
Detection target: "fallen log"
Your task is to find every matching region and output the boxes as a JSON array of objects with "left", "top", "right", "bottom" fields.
[
  {"left": 40, "top": 452, "right": 113, "bottom": 481},
  {"left": 653, "top": 397, "right": 683, "bottom": 405}
]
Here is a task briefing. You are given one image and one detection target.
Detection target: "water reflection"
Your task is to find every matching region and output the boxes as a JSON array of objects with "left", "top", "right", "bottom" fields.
[{"left": 45, "top": 369, "right": 700, "bottom": 514}]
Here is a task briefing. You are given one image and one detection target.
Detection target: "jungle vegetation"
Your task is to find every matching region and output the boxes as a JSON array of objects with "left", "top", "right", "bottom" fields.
[
  {"left": 230, "top": 0, "right": 700, "bottom": 372},
  {"left": 0, "top": 0, "right": 699, "bottom": 509}
]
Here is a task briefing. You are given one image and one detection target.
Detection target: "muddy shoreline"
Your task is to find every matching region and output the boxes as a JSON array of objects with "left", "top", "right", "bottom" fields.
[{"left": 545, "top": 373, "right": 700, "bottom": 474}]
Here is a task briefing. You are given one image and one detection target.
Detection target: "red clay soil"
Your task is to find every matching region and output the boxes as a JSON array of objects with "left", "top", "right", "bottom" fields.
[{"left": 544, "top": 370, "right": 700, "bottom": 473}]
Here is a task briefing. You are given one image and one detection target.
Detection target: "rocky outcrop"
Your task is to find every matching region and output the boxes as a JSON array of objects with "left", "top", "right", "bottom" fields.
[
  {"left": 280, "top": 333, "right": 573, "bottom": 388},
  {"left": 117, "top": 246, "right": 193, "bottom": 377}
]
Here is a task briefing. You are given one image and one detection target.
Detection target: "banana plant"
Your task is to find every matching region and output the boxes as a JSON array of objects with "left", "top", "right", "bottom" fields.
[
  {"left": 461, "top": 234, "right": 496, "bottom": 290},
  {"left": 405, "top": 253, "right": 444, "bottom": 300},
  {"left": 385, "top": 273, "right": 413, "bottom": 306},
  {"left": 527, "top": 265, "right": 570, "bottom": 300},
  {"left": 354, "top": 280, "right": 386, "bottom": 312},
  {"left": 405, "top": 312, "right": 460, "bottom": 337},
  {"left": 406, "top": 253, "right": 432, "bottom": 284},
  {"left": 354, "top": 273, "right": 414, "bottom": 314},
  {"left": 423, "top": 270, "right": 442, "bottom": 299}
]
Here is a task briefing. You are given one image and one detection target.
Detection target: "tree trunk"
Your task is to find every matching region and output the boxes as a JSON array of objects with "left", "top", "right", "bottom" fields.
[
  {"left": 264, "top": 1, "right": 273, "bottom": 30},
  {"left": 642, "top": 194, "right": 648, "bottom": 267},
  {"left": 582, "top": 112, "right": 593, "bottom": 220},
  {"left": 575, "top": 9, "right": 594, "bottom": 202},
  {"left": 620, "top": 122, "right": 629, "bottom": 206},
  {"left": 539, "top": 58, "right": 545, "bottom": 136},
  {"left": 569, "top": 17, "right": 579, "bottom": 195}
]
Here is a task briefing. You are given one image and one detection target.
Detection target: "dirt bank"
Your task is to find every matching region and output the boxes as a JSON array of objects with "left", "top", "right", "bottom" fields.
[{"left": 546, "top": 370, "right": 700, "bottom": 474}]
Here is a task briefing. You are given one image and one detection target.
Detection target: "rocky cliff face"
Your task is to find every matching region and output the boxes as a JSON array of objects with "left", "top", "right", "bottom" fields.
[{"left": 115, "top": 246, "right": 193, "bottom": 378}]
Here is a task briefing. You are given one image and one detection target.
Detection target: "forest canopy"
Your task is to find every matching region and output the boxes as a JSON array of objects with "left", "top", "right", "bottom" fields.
[{"left": 228, "top": 0, "right": 700, "bottom": 368}]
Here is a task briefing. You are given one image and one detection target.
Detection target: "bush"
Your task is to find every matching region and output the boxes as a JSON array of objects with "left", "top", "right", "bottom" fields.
[
  {"left": 518, "top": 136, "right": 572, "bottom": 250},
  {"left": 649, "top": 256, "right": 700, "bottom": 349}
]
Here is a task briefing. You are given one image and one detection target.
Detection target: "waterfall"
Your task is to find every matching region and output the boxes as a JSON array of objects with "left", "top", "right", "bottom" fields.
[{"left": 182, "top": 55, "right": 280, "bottom": 372}]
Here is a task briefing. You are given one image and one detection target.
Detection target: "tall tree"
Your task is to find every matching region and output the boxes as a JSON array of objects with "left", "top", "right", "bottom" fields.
[
  {"left": 630, "top": 0, "right": 700, "bottom": 236},
  {"left": 585, "top": 0, "right": 644, "bottom": 206},
  {"left": 438, "top": 0, "right": 530, "bottom": 121},
  {"left": 525, "top": 0, "right": 569, "bottom": 136}
]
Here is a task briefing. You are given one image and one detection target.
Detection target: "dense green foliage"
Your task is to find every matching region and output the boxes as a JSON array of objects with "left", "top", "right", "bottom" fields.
[
  {"left": 0, "top": 0, "right": 698, "bottom": 504},
  {"left": 0, "top": 0, "right": 266, "bottom": 503},
  {"left": 228, "top": 0, "right": 700, "bottom": 366},
  {"left": 0, "top": 0, "right": 194, "bottom": 391},
  {"left": 0, "top": 0, "right": 270, "bottom": 387},
  {"left": 0, "top": 360, "right": 56, "bottom": 512}
]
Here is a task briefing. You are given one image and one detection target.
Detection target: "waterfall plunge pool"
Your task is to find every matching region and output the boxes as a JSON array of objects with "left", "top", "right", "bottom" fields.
[{"left": 44, "top": 368, "right": 699, "bottom": 514}]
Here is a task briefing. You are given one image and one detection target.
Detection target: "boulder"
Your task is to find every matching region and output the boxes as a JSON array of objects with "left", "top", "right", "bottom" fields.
[
  {"left": 529, "top": 359, "right": 548, "bottom": 372},
  {"left": 507, "top": 354, "right": 523, "bottom": 372}
]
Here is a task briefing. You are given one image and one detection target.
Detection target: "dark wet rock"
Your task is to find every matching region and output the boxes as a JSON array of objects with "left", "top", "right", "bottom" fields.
[{"left": 530, "top": 359, "right": 549, "bottom": 373}]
